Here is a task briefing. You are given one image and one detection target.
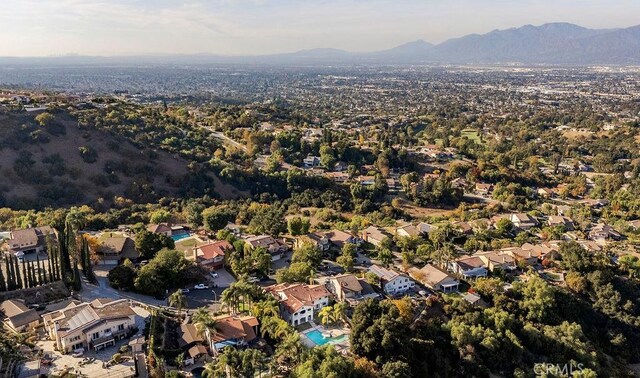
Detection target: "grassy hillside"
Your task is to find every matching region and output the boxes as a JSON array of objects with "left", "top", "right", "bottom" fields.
[{"left": 0, "top": 109, "right": 241, "bottom": 209}]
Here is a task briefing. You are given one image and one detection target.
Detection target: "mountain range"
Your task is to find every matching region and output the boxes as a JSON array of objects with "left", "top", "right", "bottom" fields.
[{"left": 1, "top": 23, "right": 639, "bottom": 65}]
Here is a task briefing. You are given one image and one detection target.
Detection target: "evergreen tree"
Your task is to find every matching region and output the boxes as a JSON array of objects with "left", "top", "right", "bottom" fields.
[
  {"left": 0, "top": 262, "right": 6, "bottom": 292},
  {"left": 72, "top": 262, "right": 82, "bottom": 292},
  {"left": 5, "top": 258, "right": 14, "bottom": 291},
  {"left": 13, "top": 256, "right": 23, "bottom": 290},
  {"left": 37, "top": 255, "right": 45, "bottom": 285},
  {"left": 23, "top": 260, "right": 31, "bottom": 288}
]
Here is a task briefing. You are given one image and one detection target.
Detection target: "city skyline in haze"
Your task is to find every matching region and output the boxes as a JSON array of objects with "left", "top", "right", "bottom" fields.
[{"left": 2, "top": 0, "right": 639, "bottom": 57}]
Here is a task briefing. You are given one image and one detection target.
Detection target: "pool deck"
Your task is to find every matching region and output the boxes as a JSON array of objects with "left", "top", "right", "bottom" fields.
[{"left": 300, "top": 321, "right": 351, "bottom": 350}]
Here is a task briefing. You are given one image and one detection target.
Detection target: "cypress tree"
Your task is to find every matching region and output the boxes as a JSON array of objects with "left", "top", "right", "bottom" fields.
[
  {"left": 37, "top": 255, "right": 45, "bottom": 285},
  {"left": 29, "top": 260, "right": 37, "bottom": 287},
  {"left": 23, "top": 260, "right": 31, "bottom": 288},
  {"left": 47, "top": 250, "right": 54, "bottom": 282},
  {"left": 0, "top": 262, "right": 6, "bottom": 292},
  {"left": 14, "top": 256, "right": 23, "bottom": 289},
  {"left": 5, "top": 258, "right": 14, "bottom": 291},
  {"left": 72, "top": 263, "right": 82, "bottom": 292}
]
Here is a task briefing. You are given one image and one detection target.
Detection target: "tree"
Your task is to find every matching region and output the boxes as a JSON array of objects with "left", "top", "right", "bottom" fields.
[
  {"left": 0, "top": 263, "right": 6, "bottom": 292},
  {"left": 320, "top": 145, "right": 336, "bottom": 169},
  {"left": 35, "top": 112, "right": 54, "bottom": 126},
  {"left": 351, "top": 299, "right": 409, "bottom": 366},
  {"left": 336, "top": 253, "right": 355, "bottom": 272},
  {"left": 168, "top": 290, "right": 187, "bottom": 316},
  {"left": 381, "top": 361, "right": 412, "bottom": 378},
  {"left": 135, "top": 230, "right": 175, "bottom": 260},
  {"left": 318, "top": 305, "right": 336, "bottom": 326},
  {"left": 287, "top": 216, "right": 311, "bottom": 236},
  {"left": 185, "top": 202, "right": 206, "bottom": 227},
  {"left": 134, "top": 250, "right": 194, "bottom": 296},
  {"left": 108, "top": 259, "right": 137, "bottom": 290},
  {"left": 149, "top": 210, "right": 171, "bottom": 224},
  {"left": 292, "top": 242, "right": 323, "bottom": 268},
  {"left": 377, "top": 248, "right": 393, "bottom": 267},
  {"left": 192, "top": 307, "right": 218, "bottom": 340},
  {"left": 275, "top": 262, "right": 313, "bottom": 284},
  {"left": 203, "top": 205, "right": 236, "bottom": 232},
  {"left": 248, "top": 206, "right": 286, "bottom": 237}
]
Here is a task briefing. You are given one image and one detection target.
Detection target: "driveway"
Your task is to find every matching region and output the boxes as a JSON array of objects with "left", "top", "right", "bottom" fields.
[
  {"left": 207, "top": 267, "right": 236, "bottom": 288},
  {"left": 82, "top": 267, "right": 166, "bottom": 308}
]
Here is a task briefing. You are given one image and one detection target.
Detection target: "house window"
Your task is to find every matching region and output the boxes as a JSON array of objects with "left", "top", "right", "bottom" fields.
[
  {"left": 118, "top": 324, "right": 125, "bottom": 331},
  {"left": 299, "top": 309, "right": 306, "bottom": 315},
  {"left": 92, "top": 332, "right": 100, "bottom": 340}
]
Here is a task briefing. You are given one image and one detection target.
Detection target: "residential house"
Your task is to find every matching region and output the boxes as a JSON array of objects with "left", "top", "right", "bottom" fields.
[
  {"left": 474, "top": 251, "right": 517, "bottom": 272},
  {"left": 589, "top": 224, "right": 622, "bottom": 244},
  {"left": 323, "top": 230, "right": 360, "bottom": 249},
  {"left": 326, "top": 274, "right": 378, "bottom": 305},
  {"left": 417, "top": 222, "right": 437, "bottom": 235},
  {"left": 510, "top": 213, "right": 539, "bottom": 230},
  {"left": 295, "top": 232, "right": 331, "bottom": 252},
  {"left": 209, "top": 315, "right": 259, "bottom": 354},
  {"left": 303, "top": 155, "right": 321, "bottom": 168},
  {"left": 395, "top": 224, "right": 420, "bottom": 238},
  {"left": 7, "top": 226, "right": 57, "bottom": 255},
  {"left": 0, "top": 299, "right": 40, "bottom": 332},
  {"left": 629, "top": 219, "right": 640, "bottom": 231},
  {"left": 537, "top": 188, "right": 555, "bottom": 198},
  {"left": 452, "top": 221, "right": 473, "bottom": 235},
  {"left": 147, "top": 223, "right": 172, "bottom": 237},
  {"left": 450, "top": 178, "right": 469, "bottom": 190},
  {"left": 448, "top": 256, "right": 488, "bottom": 279},
  {"left": 475, "top": 183, "right": 494, "bottom": 195},
  {"left": 325, "top": 171, "right": 349, "bottom": 183},
  {"left": 245, "top": 235, "right": 289, "bottom": 261},
  {"left": 408, "top": 264, "right": 459, "bottom": 293},
  {"left": 368, "top": 265, "right": 415, "bottom": 295},
  {"left": 193, "top": 241, "right": 232, "bottom": 270},
  {"left": 356, "top": 176, "right": 376, "bottom": 186},
  {"left": 179, "top": 323, "right": 207, "bottom": 363},
  {"left": 97, "top": 233, "right": 138, "bottom": 264},
  {"left": 42, "top": 298, "right": 137, "bottom": 353},
  {"left": 463, "top": 292, "right": 488, "bottom": 308},
  {"left": 361, "top": 226, "right": 392, "bottom": 247},
  {"left": 265, "top": 283, "right": 331, "bottom": 326},
  {"left": 547, "top": 215, "right": 575, "bottom": 230}
]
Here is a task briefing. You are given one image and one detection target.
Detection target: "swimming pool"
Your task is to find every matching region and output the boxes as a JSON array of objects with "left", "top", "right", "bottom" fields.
[
  {"left": 305, "top": 329, "right": 348, "bottom": 346},
  {"left": 171, "top": 233, "right": 191, "bottom": 241}
]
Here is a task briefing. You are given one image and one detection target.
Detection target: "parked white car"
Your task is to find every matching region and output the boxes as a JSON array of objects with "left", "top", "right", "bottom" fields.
[{"left": 194, "top": 284, "right": 209, "bottom": 290}]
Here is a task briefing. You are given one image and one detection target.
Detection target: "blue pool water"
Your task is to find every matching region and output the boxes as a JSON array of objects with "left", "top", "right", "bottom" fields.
[
  {"left": 171, "top": 233, "right": 190, "bottom": 241},
  {"left": 306, "top": 329, "right": 348, "bottom": 346}
]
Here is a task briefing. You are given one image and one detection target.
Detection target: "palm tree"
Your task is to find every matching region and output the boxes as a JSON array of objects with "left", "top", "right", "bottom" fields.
[
  {"left": 333, "top": 302, "right": 347, "bottom": 324},
  {"left": 273, "top": 332, "right": 303, "bottom": 367},
  {"left": 250, "top": 298, "right": 279, "bottom": 321},
  {"left": 260, "top": 316, "right": 290, "bottom": 341},
  {"left": 192, "top": 307, "right": 218, "bottom": 348},
  {"left": 318, "top": 305, "right": 334, "bottom": 326},
  {"left": 168, "top": 290, "right": 187, "bottom": 317}
]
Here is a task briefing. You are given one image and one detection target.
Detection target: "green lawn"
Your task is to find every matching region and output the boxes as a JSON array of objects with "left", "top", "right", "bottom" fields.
[{"left": 461, "top": 129, "right": 483, "bottom": 144}]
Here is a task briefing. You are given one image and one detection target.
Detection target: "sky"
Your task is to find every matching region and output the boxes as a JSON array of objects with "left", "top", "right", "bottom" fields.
[{"left": 1, "top": 0, "right": 639, "bottom": 57}]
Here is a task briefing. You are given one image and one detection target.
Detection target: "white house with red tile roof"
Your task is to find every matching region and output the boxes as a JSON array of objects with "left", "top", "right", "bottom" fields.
[{"left": 265, "top": 283, "right": 331, "bottom": 326}]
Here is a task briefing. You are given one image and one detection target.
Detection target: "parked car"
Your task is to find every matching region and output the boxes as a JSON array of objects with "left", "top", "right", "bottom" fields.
[
  {"left": 180, "top": 288, "right": 190, "bottom": 294},
  {"left": 248, "top": 276, "right": 260, "bottom": 283},
  {"left": 40, "top": 354, "right": 54, "bottom": 365},
  {"left": 209, "top": 272, "right": 219, "bottom": 279},
  {"left": 418, "top": 290, "right": 427, "bottom": 297},
  {"left": 71, "top": 348, "right": 84, "bottom": 358},
  {"left": 194, "top": 284, "right": 209, "bottom": 290}
]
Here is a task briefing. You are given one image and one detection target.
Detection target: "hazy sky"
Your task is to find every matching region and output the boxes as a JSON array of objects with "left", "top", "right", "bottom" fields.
[{"left": 2, "top": 0, "right": 639, "bottom": 57}]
